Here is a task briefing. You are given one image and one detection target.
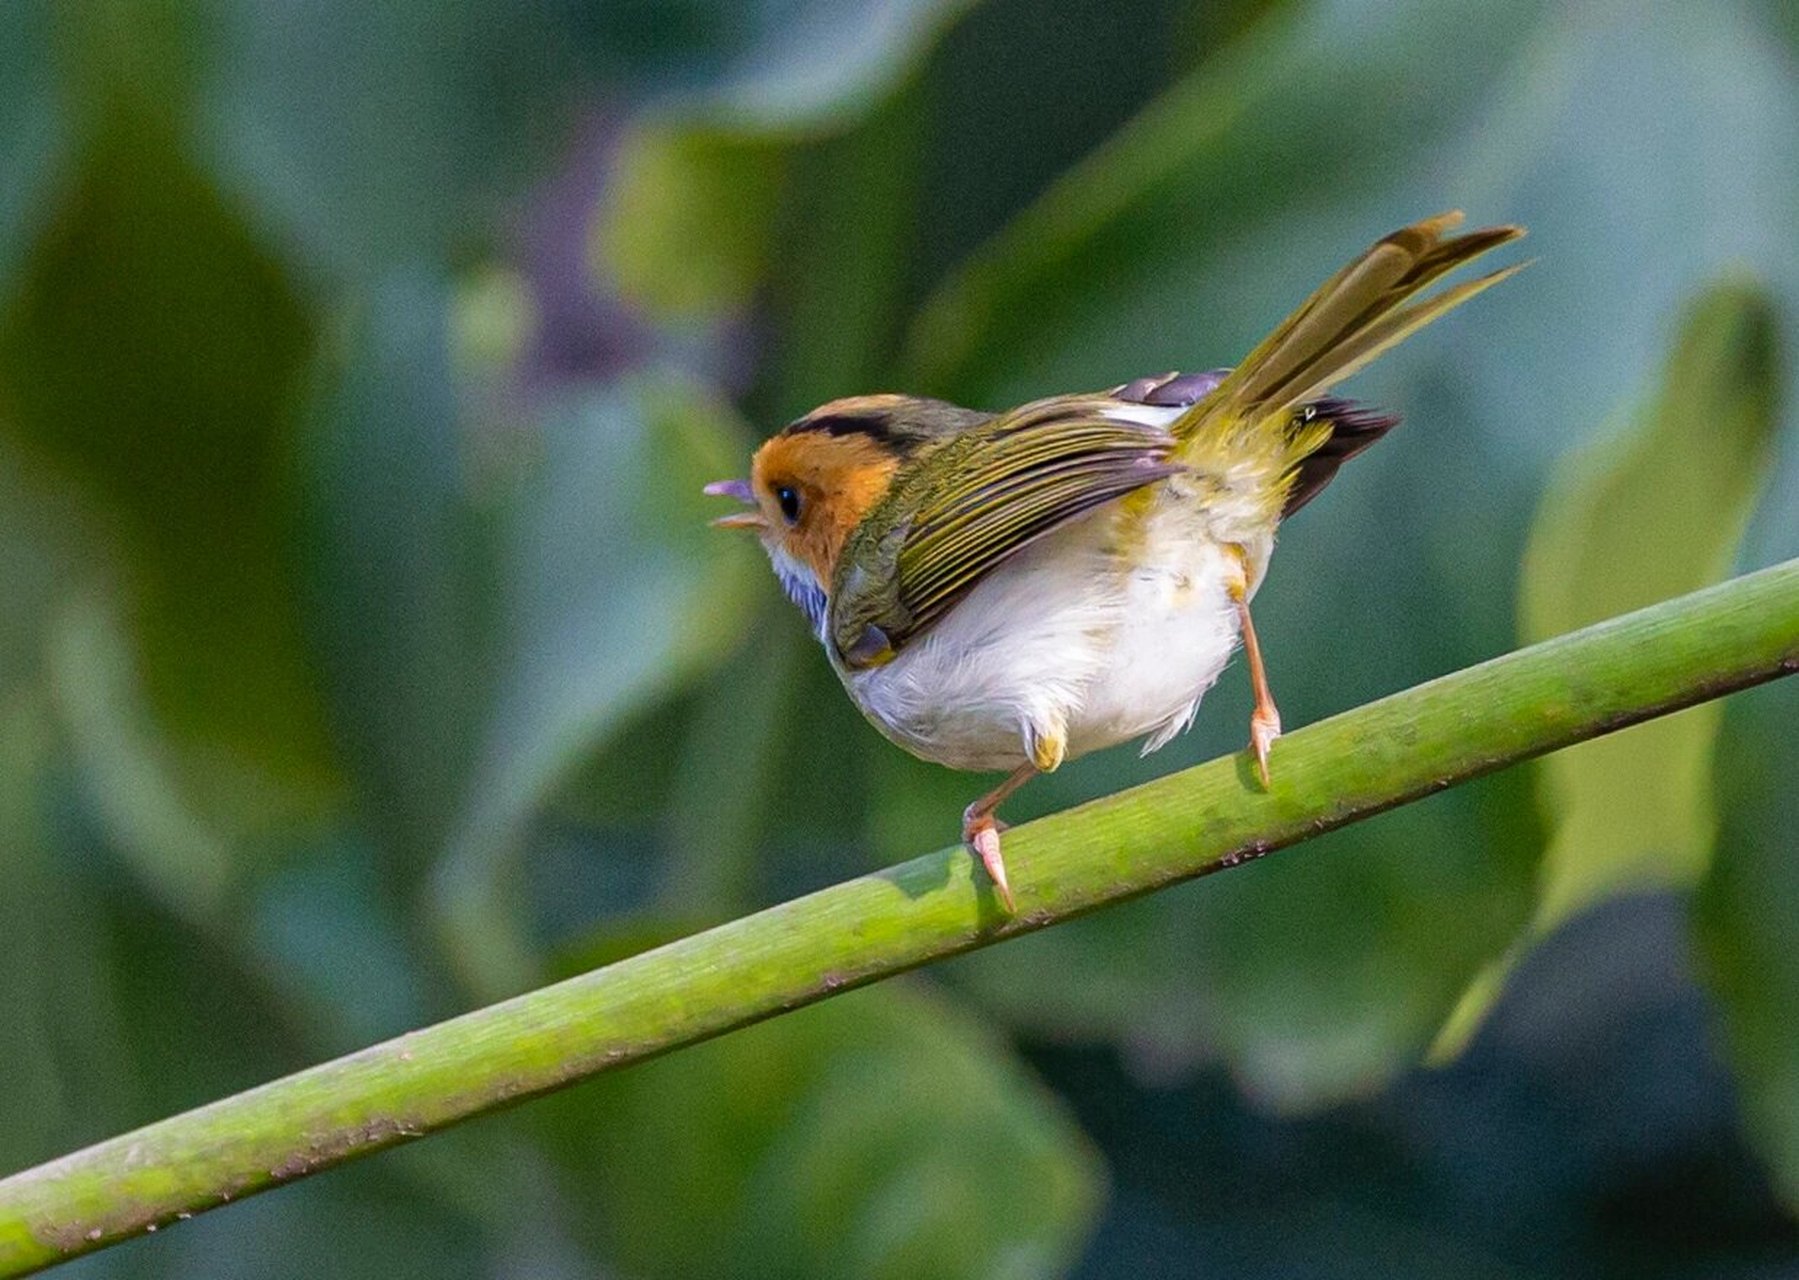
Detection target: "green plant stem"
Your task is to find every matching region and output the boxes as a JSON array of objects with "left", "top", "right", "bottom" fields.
[{"left": 4, "top": 559, "right": 1799, "bottom": 1276}]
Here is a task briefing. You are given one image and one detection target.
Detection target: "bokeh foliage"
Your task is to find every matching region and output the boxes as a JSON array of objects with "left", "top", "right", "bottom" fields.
[{"left": 1, "top": 0, "right": 1796, "bottom": 1275}]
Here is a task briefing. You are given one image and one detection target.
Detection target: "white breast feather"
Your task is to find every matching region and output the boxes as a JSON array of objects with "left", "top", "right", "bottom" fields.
[
  {"left": 847, "top": 520, "right": 1124, "bottom": 772},
  {"left": 844, "top": 484, "right": 1256, "bottom": 773}
]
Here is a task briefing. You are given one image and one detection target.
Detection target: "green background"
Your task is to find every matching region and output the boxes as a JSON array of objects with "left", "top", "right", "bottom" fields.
[{"left": 2, "top": 0, "right": 1797, "bottom": 1275}]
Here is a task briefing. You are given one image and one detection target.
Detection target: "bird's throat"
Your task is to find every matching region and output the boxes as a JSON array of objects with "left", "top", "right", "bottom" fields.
[{"left": 772, "top": 549, "right": 829, "bottom": 641}]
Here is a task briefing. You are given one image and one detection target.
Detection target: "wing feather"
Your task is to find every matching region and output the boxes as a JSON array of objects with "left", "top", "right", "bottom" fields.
[{"left": 829, "top": 401, "right": 1178, "bottom": 666}]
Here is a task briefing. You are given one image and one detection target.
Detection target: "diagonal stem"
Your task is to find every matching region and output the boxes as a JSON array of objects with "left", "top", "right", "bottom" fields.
[{"left": 3, "top": 558, "right": 1798, "bottom": 1277}]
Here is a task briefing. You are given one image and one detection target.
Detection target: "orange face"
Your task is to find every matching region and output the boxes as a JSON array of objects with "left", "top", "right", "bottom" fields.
[{"left": 708, "top": 398, "right": 906, "bottom": 593}]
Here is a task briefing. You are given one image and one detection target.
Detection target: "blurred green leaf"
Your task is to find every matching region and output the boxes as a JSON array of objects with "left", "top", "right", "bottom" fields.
[
  {"left": 248, "top": 835, "right": 439, "bottom": 1052},
  {"left": 0, "top": 121, "right": 335, "bottom": 802},
  {"left": 0, "top": 0, "right": 65, "bottom": 310},
  {"left": 596, "top": 127, "right": 790, "bottom": 322},
  {"left": 200, "top": 0, "right": 579, "bottom": 284},
  {"left": 244, "top": 835, "right": 588, "bottom": 1257},
  {"left": 297, "top": 274, "right": 496, "bottom": 871},
  {"left": 472, "top": 375, "right": 764, "bottom": 813},
  {"left": 1522, "top": 284, "right": 1779, "bottom": 928},
  {"left": 436, "top": 372, "right": 762, "bottom": 993},
  {"left": 1434, "top": 283, "right": 1781, "bottom": 1060},
  {"left": 202, "top": 0, "right": 973, "bottom": 287},
  {"left": 0, "top": 697, "right": 307, "bottom": 1177},
  {"left": 596, "top": 0, "right": 954, "bottom": 330},
  {"left": 592, "top": 81, "right": 940, "bottom": 913},
  {"left": 450, "top": 264, "right": 538, "bottom": 376},
  {"left": 540, "top": 982, "right": 1103, "bottom": 1280},
  {"left": 653, "top": 0, "right": 977, "bottom": 133},
  {"left": 639, "top": 84, "right": 933, "bottom": 909},
  {"left": 1697, "top": 677, "right": 1799, "bottom": 1208},
  {"left": 659, "top": 609, "right": 803, "bottom": 912},
  {"left": 902, "top": 0, "right": 1522, "bottom": 397},
  {"left": 764, "top": 80, "right": 924, "bottom": 411},
  {"left": 0, "top": 442, "right": 98, "bottom": 704},
  {"left": 0, "top": 689, "right": 84, "bottom": 1172},
  {"left": 298, "top": 272, "right": 762, "bottom": 989},
  {"left": 47, "top": 593, "right": 238, "bottom": 920},
  {"left": 1187, "top": 771, "right": 1541, "bottom": 1106},
  {"left": 906, "top": 0, "right": 1798, "bottom": 468}
]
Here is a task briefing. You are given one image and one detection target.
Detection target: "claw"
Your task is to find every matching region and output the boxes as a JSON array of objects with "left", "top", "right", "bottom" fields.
[
  {"left": 963, "top": 814, "right": 1015, "bottom": 913},
  {"left": 960, "top": 762, "right": 1035, "bottom": 913},
  {"left": 1249, "top": 708, "right": 1282, "bottom": 789}
]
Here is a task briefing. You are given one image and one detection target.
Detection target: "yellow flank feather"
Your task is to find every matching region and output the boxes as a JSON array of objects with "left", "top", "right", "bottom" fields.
[{"left": 1171, "top": 211, "right": 1526, "bottom": 512}]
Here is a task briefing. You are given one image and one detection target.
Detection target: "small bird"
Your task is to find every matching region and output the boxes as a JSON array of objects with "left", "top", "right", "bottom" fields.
[{"left": 708, "top": 213, "right": 1523, "bottom": 910}]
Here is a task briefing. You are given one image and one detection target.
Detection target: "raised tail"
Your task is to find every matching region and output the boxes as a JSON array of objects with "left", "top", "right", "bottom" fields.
[{"left": 1172, "top": 211, "right": 1525, "bottom": 513}]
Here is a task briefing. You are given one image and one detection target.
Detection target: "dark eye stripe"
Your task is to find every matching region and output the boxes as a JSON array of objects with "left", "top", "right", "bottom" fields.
[{"left": 786, "top": 412, "right": 883, "bottom": 438}]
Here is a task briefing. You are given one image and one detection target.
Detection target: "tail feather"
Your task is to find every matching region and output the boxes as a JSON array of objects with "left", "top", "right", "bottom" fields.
[
  {"left": 1218, "top": 213, "right": 1523, "bottom": 417},
  {"left": 1173, "top": 212, "right": 1524, "bottom": 505},
  {"left": 1281, "top": 398, "right": 1399, "bottom": 518},
  {"left": 1275, "top": 259, "right": 1525, "bottom": 410}
]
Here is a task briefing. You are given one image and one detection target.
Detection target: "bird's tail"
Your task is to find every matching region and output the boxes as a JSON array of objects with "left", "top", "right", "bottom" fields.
[{"left": 1172, "top": 211, "right": 1525, "bottom": 509}]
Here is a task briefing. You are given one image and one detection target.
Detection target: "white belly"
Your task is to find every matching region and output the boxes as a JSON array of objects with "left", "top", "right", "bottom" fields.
[{"left": 844, "top": 492, "right": 1260, "bottom": 772}]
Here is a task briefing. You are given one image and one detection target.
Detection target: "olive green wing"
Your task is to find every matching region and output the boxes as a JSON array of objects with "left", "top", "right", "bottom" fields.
[{"left": 830, "top": 398, "right": 1180, "bottom": 668}]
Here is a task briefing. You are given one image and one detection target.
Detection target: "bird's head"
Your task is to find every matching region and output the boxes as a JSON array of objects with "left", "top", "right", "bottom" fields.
[{"left": 706, "top": 394, "right": 984, "bottom": 633}]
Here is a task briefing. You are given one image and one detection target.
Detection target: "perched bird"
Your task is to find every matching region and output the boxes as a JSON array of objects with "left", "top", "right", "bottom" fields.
[{"left": 708, "top": 212, "right": 1524, "bottom": 910}]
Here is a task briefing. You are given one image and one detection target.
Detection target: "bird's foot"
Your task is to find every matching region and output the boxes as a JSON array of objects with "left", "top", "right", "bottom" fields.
[
  {"left": 962, "top": 808, "right": 1015, "bottom": 913},
  {"left": 1249, "top": 706, "right": 1282, "bottom": 789}
]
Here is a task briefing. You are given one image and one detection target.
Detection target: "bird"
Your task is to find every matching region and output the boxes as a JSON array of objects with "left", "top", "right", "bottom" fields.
[{"left": 707, "top": 212, "right": 1524, "bottom": 911}]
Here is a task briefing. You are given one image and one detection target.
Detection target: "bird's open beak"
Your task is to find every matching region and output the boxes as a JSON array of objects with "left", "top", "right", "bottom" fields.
[{"left": 704, "top": 479, "right": 764, "bottom": 529}]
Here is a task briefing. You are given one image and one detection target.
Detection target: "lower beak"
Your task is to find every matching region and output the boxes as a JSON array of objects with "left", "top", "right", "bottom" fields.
[{"left": 704, "top": 479, "right": 763, "bottom": 529}]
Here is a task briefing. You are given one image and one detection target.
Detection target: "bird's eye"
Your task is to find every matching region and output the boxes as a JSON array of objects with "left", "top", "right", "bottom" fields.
[{"left": 776, "top": 485, "right": 802, "bottom": 524}]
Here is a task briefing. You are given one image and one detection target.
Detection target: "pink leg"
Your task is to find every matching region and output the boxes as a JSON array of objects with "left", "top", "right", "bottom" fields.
[{"left": 1227, "top": 552, "right": 1282, "bottom": 788}]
